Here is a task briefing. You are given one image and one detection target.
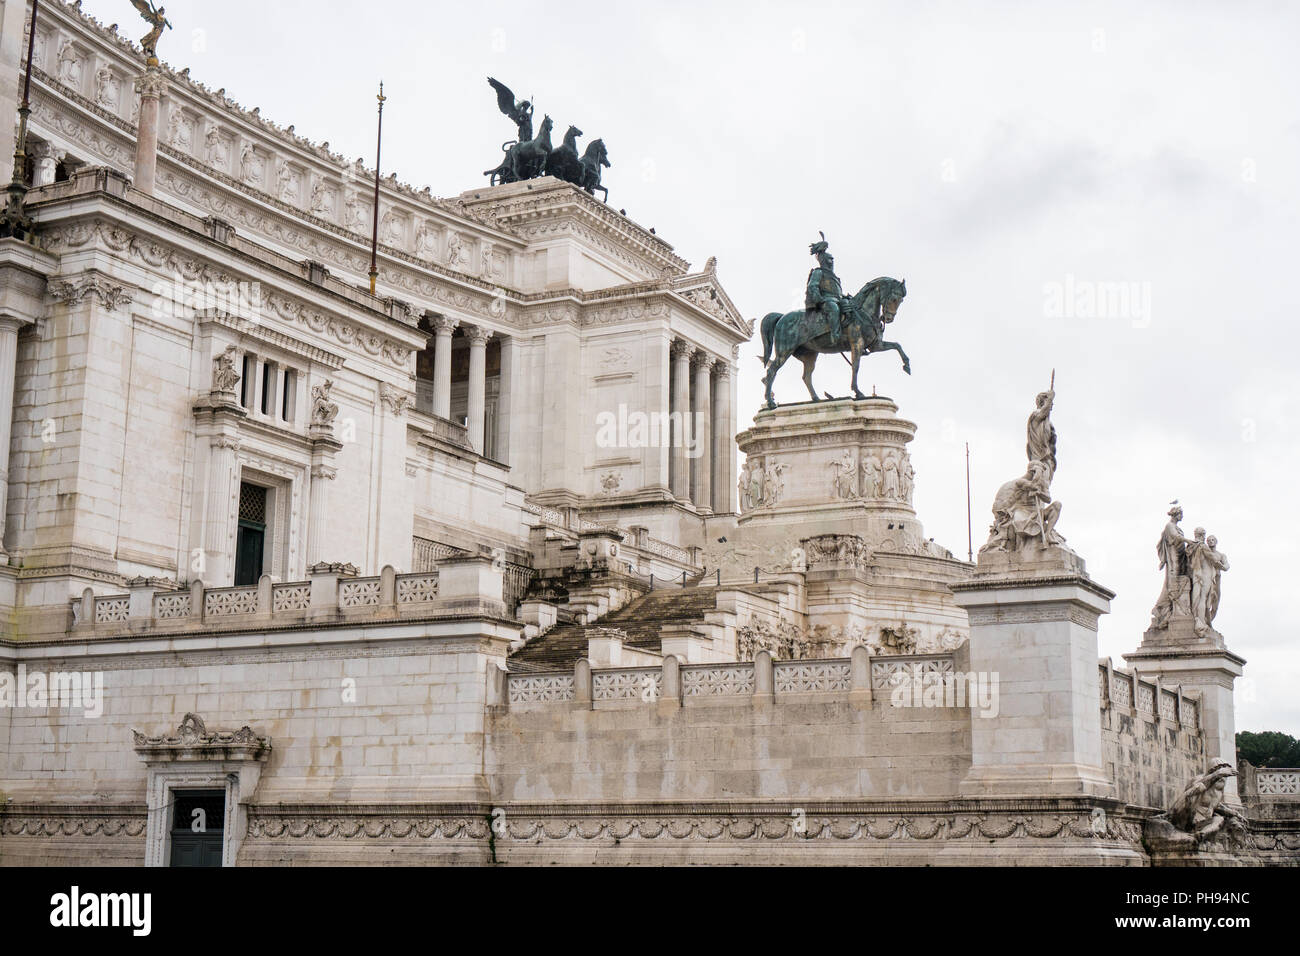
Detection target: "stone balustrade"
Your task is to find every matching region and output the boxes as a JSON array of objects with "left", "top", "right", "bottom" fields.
[
  {"left": 70, "top": 554, "right": 509, "bottom": 635},
  {"left": 1099, "top": 659, "right": 1200, "bottom": 731},
  {"left": 503, "top": 646, "right": 954, "bottom": 709},
  {"left": 1256, "top": 770, "right": 1300, "bottom": 796}
]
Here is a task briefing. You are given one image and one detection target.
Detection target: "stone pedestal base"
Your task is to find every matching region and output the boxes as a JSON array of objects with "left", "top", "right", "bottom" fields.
[
  {"left": 953, "top": 565, "right": 1116, "bottom": 799},
  {"left": 1125, "top": 632, "right": 1245, "bottom": 804}
]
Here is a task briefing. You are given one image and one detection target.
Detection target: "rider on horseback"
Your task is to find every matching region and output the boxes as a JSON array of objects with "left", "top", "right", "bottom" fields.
[{"left": 805, "top": 233, "right": 854, "bottom": 338}]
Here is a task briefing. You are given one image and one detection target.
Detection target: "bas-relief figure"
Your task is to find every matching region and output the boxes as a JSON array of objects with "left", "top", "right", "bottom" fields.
[
  {"left": 445, "top": 231, "right": 468, "bottom": 269},
  {"left": 759, "top": 234, "right": 909, "bottom": 409},
  {"left": 204, "top": 127, "right": 228, "bottom": 170},
  {"left": 167, "top": 109, "right": 192, "bottom": 151},
  {"left": 309, "top": 177, "right": 334, "bottom": 216},
  {"left": 240, "top": 142, "right": 265, "bottom": 187},
  {"left": 860, "top": 454, "right": 881, "bottom": 498},
  {"left": 882, "top": 451, "right": 900, "bottom": 500},
  {"left": 58, "top": 40, "right": 83, "bottom": 87},
  {"left": 94, "top": 66, "right": 120, "bottom": 111},
  {"left": 415, "top": 221, "right": 439, "bottom": 261},
  {"left": 830, "top": 449, "right": 857, "bottom": 499},
  {"left": 1150, "top": 501, "right": 1228, "bottom": 635}
]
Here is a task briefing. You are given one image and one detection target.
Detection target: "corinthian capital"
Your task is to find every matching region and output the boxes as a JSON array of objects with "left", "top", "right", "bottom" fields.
[
  {"left": 464, "top": 324, "right": 493, "bottom": 347},
  {"left": 430, "top": 314, "right": 459, "bottom": 336}
]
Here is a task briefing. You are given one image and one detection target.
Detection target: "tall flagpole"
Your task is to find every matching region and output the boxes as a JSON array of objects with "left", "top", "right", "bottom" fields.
[
  {"left": 368, "top": 81, "right": 386, "bottom": 295},
  {"left": 965, "top": 441, "right": 973, "bottom": 562}
]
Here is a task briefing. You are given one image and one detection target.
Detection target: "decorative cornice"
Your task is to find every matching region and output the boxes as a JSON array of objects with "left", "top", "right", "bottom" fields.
[{"left": 132, "top": 712, "right": 271, "bottom": 762}]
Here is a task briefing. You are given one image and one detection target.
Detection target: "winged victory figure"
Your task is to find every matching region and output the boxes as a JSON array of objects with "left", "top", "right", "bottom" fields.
[
  {"left": 488, "top": 77, "right": 533, "bottom": 144},
  {"left": 131, "top": 0, "right": 173, "bottom": 62}
]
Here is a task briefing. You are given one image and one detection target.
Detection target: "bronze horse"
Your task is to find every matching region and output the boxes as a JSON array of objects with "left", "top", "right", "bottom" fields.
[
  {"left": 759, "top": 277, "right": 909, "bottom": 409},
  {"left": 484, "top": 115, "right": 554, "bottom": 185}
]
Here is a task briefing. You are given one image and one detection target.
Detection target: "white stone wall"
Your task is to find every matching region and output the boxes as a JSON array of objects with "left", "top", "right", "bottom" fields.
[{"left": 0, "top": 627, "right": 508, "bottom": 807}]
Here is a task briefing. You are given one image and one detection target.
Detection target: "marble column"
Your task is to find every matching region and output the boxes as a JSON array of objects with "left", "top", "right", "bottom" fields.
[
  {"left": 31, "top": 142, "right": 64, "bottom": 187},
  {"left": 0, "top": 318, "right": 21, "bottom": 563},
  {"left": 465, "top": 324, "right": 492, "bottom": 454},
  {"left": 203, "top": 435, "right": 240, "bottom": 584},
  {"left": 691, "top": 349, "right": 712, "bottom": 513},
  {"left": 133, "top": 68, "right": 166, "bottom": 195},
  {"left": 669, "top": 339, "right": 691, "bottom": 505},
  {"left": 711, "top": 359, "right": 733, "bottom": 514},
  {"left": 431, "top": 315, "right": 457, "bottom": 419}
]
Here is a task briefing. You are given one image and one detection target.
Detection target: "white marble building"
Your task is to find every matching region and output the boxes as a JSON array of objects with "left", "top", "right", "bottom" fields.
[{"left": 0, "top": 1, "right": 1295, "bottom": 867}]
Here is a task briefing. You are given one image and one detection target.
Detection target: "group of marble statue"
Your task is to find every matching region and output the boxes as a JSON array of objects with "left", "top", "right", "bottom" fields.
[
  {"left": 1150, "top": 500, "right": 1229, "bottom": 636},
  {"left": 829, "top": 448, "right": 914, "bottom": 504},
  {"left": 481, "top": 78, "right": 611, "bottom": 201},
  {"left": 979, "top": 385, "right": 1066, "bottom": 555}
]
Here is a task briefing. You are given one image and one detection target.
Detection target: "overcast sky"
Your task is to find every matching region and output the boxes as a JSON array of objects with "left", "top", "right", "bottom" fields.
[{"left": 78, "top": 0, "right": 1300, "bottom": 734}]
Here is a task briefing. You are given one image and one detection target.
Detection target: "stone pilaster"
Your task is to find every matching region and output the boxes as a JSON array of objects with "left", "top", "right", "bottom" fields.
[
  {"left": 203, "top": 435, "right": 240, "bottom": 585},
  {"left": 306, "top": 429, "right": 343, "bottom": 568},
  {"left": 496, "top": 333, "right": 515, "bottom": 467},
  {"left": 711, "top": 359, "right": 733, "bottom": 514},
  {"left": 951, "top": 551, "right": 1116, "bottom": 799},
  {"left": 690, "top": 349, "right": 712, "bottom": 513},
  {"left": 430, "top": 314, "right": 457, "bottom": 420},
  {"left": 465, "top": 324, "right": 492, "bottom": 454},
  {"left": 0, "top": 315, "right": 20, "bottom": 562},
  {"left": 133, "top": 67, "right": 167, "bottom": 195},
  {"left": 669, "top": 339, "right": 691, "bottom": 505}
]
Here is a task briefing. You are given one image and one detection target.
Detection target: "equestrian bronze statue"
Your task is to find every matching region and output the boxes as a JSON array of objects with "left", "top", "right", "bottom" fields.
[{"left": 759, "top": 234, "right": 910, "bottom": 409}]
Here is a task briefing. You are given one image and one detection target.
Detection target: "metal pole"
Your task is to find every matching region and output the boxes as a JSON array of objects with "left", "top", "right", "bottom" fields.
[
  {"left": 965, "top": 441, "right": 973, "bottom": 562},
  {"left": 367, "top": 81, "right": 385, "bottom": 294},
  {"left": 2, "top": 0, "right": 38, "bottom": 237}
]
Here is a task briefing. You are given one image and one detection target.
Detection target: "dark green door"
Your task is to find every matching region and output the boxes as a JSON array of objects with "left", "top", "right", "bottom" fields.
[
  {"left": 234, "top": 520, "right": 265, "bottom": 586},
  {"left": 169, "top": 790, "right": 225, "bottom": 867}
]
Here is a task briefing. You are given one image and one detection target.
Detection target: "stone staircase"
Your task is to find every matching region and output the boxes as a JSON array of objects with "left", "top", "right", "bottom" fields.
[{"left": 509, "top": 586, "right": 730, "bottom": 672}]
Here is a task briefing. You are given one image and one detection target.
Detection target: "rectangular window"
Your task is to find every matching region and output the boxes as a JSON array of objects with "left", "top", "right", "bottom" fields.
[
  {"left": 259, "top": 361, "right": 276, "bottom": 416},
  {"left": 240, "top": 354, "right": 254, "bottom": 408},
  {"left": 281, "top": 368, "right": 296, "bottom": 422}
]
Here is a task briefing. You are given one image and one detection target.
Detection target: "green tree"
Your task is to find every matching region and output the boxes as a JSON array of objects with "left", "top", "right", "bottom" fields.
[{"left": 1237, "top": 731, "right": 1300, "bottom": 768}]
